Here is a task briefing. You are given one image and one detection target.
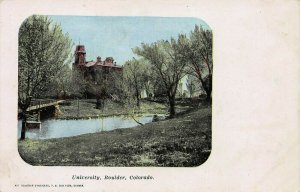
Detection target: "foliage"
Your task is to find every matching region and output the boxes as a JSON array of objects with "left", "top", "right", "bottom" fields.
[
  {"left": 42, "top": 64, "right": 73, "bottom": 98},
  {"left": 80, "top": 66, "right": 124, "bottom": 109},
  {"left": 69, "top": 68, "right": 89, "bottom": 98},
  {"left": 185, "top": 25, "right": 213, "bottom": 101},
  {"left": 123, "top": 58, "right": 149, "bottom": 107},
  {"left": 133, "top": 35, "right": 190, "bottom": 117},
  {"left": 18, "top": 15, "right": 73, "bottom": 106},
  {"left": 186, "top": 75, "right": 196, "bottom": 98},
  {"left": 18, "top": 15, "right": 73, "bottom": 139}
]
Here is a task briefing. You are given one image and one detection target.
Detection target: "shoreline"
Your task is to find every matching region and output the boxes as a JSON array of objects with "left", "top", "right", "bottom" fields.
[
  {"left": 56, "top": 99, "right": 169, "bottom": 120},
  {"left": 54, "top": 111, "right": 167, "bottom": 120}
]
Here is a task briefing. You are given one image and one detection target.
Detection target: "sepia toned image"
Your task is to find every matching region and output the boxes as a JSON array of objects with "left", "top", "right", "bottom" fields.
[{"left": 17, "top": 15, "right": 212, "bottom": 167}]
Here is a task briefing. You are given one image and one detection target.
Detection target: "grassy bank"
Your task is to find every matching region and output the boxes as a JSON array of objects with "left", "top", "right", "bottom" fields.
[
  {"left": 57, "top": 99, "right": 192, "bottom": 119},
  {"left": 18, "top": 106, "right": 211, "bottom": 167}
]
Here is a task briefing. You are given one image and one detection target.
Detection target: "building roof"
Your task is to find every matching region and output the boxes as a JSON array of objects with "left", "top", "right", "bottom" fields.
[
  {"left": 84, "top": 61, "right": 122, "bottom": 68},
  {"left": 85, "top": 61, "right": 96, "bottom": 67}
]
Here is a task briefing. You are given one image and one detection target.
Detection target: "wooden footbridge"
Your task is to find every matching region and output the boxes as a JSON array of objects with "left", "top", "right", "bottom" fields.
[
  {"left": 26, "top": 99, "right": 65, "bottom": 112},
  {"left": 18, "top": 99, "right": 65, "bottom": 113},
  {"left": 18, "top": 99, "right": 65, "bottom": 129}
]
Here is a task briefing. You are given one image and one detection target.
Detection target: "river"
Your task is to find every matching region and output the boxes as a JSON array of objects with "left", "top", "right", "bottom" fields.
[{"left": 17, "top": 114, "right": 159, "bottom": 140}]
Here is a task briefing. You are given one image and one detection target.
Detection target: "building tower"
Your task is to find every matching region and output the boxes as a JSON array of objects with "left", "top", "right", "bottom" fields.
[{"left": 74, "top": 45, "right": 86, "bottom": 67}]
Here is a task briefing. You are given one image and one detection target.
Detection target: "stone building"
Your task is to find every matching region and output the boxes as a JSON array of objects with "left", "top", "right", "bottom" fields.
[{"left": 73, "top": 45, "right": 123, "bottom": 81}]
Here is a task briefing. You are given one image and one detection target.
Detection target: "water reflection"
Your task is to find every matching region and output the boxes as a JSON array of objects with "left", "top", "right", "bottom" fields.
[{"left": 18, "top": 115, "right": 156, "bottom": 140}]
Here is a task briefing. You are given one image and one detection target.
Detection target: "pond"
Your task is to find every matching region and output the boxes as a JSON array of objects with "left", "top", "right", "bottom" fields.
[{"left": 18, "top": 114, "right": 160, "bottom": 140}]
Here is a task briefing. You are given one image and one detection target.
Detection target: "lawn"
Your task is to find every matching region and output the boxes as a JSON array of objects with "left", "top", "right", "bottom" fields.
[{"left": 57, "top": 99, "right": 169, "bottom": 119}]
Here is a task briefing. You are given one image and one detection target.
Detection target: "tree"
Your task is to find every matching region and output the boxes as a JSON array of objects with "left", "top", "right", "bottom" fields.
[
  {"left": 186, "top": 75, "right": 196, "bottom": 98},
  {"left": 89, "top": 69, "right": 110, "bottom": 109},
  {"left": 123, "top": 58, "right": 148, "bottom": 107},
  {"left": 142, "top": 63, "right": 153, "bottom": 98},
  {"left": 85, "top": 66, "right": 124, "bottom": 109},
  {"left": 18, "top": 15, "right": 73, "bottom": 140},
  {"left": 69, "top": 68, "right": 89, "bottom": 99},
  {"left": 43, "top": 64, "right": 73, "bottom": 98},
  {"left": 185, "top": 25, "right": 213, "bottom": 102},
  {"left": 133, "top": 35, "right": 189, "bottom": 117}
]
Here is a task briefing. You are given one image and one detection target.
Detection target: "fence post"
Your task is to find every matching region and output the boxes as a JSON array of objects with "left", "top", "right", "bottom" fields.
[
  {"left": 37, "top": 111, "right": 40, "bottom": 122},
  {"left": 77, "top": 99, "right": 79, "bottom": 118}
]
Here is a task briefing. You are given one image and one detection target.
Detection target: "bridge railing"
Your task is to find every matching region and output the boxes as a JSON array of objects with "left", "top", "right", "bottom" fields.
[
  {"left": 30, "top": 99, "right": 56, "bottom": 107},
  {"left": 18, "top": 99, "right": 63, "bottom": 115}
]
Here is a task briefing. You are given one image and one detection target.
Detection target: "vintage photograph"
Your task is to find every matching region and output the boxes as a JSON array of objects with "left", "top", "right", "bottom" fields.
[{"left": 17, "top": 15, "right": 212, "bottom": 167}]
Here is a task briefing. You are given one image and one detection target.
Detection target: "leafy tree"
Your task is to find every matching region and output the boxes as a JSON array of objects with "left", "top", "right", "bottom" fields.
[
  {"left": 43, "top": 64, "right": 73, "bottom": 98},
  {"left": 89, "top": 69, "right": 109, "bottom": 109},
  {"left": 149, "top": 71, "right": 167, "bottom": 98},
  {"left": 186, "top": 76, "right": 196, "bottom": 98},
  {"left": 18, "top": 15, "right": 73, "bottom": 140},
  {"left": 85, "top": 66, "right": 124, "bottom": 109},
  {"left": 185, "top": 25, "right": 213, "bottom": 102},
  {"left": 134, "top": 35, "right": 189, "bottom": 117},
  {"left": 141, "top": 63, "right": 153, "bottom": 98},
  {"left": 123, "top": 58, "right": 148, "bottom": 107},
  {"left": 68, "top": 68, "right": 89, "bottom": 99}
]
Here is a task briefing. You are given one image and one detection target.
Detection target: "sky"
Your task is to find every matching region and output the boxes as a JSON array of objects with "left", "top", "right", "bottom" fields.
[{"left": 49, "top": 16, "right": 210, "bottom": 66}]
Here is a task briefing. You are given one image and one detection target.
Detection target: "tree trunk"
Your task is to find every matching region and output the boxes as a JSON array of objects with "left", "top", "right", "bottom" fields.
[
  {"left": 96, "top": 97, "right": 102, "bottom": 109},
  {"left": 199, "top": 74, "right": 212, "bottom": 103},
  {"left": 168, "top": 94, "right": 176, "bottom": 118},
  {"left": 19, "top": 98, "right": 31, "bottom": 140},
  {"left": 205, "top": 75, "right": 212, "bottom": 103},
  {"left": 206, "top": 88, "right": 212, "bottom": 103},
  {"left": 137, "top": 97, "right": 140, "bottom": 107},
  {"left": 136, "top": 89, "right": 140, "bottom": 107},
  {"left": 20, "top": 110, "right": 27, "bottom": 140}
]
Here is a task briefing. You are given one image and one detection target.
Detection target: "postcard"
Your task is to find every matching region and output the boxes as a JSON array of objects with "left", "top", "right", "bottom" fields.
[{"left": 0, "top": 0, "right": 299, "bottom": 191}]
